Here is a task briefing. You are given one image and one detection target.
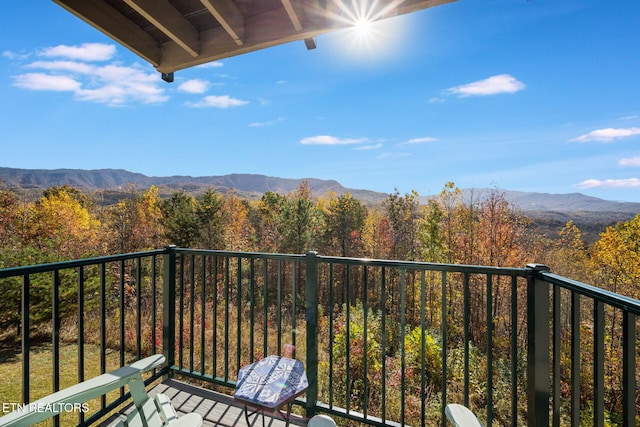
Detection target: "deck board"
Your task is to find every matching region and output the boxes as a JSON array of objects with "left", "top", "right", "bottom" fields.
[{"left": 150, "top": 379, "right": 308, "bottom": 427}]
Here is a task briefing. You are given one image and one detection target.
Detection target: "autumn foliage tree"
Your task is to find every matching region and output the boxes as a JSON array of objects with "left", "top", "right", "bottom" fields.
[{"left": 27, "top": 185, "right": 101, "bottom": 258}]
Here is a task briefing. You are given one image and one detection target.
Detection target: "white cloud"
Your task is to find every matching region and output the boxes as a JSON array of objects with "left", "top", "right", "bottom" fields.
[
  {"left": 402, "top": 136, "right": 437, "bottom": 145},
  {"left": 178, "top": 79, "right": 209, "bottom": 94},
  {"left": 14, "top": 56, "right": 169, "bottom": 105},
  {"left": 197, "top": 61, "right": 224, "bottom": 68},
  {"left": 40, "top": 43, "right": 116, "bottom": 61},
  {"left": 188, "top": 95, "right": 249, "bottom": 108},
  {"left": 570, "top": 127, "right": 640, "bottom": 142},
  {"left": 249, "top": 117, "right": 286, "bottom": 127},
  {"left": 300, "top": 135, "right": 368, "bottom": 145},
  {"left": 428, "top": 97, "right": 445, "bottom": 103},
  {"left": 576, "top": 178, "right": 640, "bottom": 189},
  {"left": 3, "top": 50, "right": 28, "bottom": 60},
  {"left": 377, "top": 152, "right": 411, "bottom": 159},
  {"left": 354, "top": 143, "right": 383, "bottom": 150},
  {"left": 448, "top": 74, "right": 525, "bottom": 97},
  {"left": 13, "top": 73, "right": 81, "bottom": 91},
  {"left": 619, "top": 157, "right": 640, "bottom": 167},
  {"left": 28, "top": 60, "right": 95, "bottom": 74}
]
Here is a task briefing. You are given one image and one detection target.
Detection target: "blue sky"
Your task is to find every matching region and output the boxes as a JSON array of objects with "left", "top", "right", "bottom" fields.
[{"left": 2, "top": 0, "right": 640, "bottom": 202}]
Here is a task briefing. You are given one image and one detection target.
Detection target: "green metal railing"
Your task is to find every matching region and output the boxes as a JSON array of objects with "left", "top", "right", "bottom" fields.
[
  {"left": 0, "top": 250, "right": 167, "bottom": 426},
  {"left": 1, "top": 247, "right": 638, "bottom": 426}
]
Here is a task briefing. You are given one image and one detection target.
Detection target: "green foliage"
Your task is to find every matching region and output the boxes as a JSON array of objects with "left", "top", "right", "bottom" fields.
[
  {"left": 331, "top": 302, "right": 384, "bottom": 410},
  {"left": 403, "top": 326, "right": 442, "bottom": 389},
  {"left": 277, "top": 182, "right": 323, "bottom": 253},
  {"left": 323, "top": 193, "right": 367, "bottom": 257},
  {"left": 160, "top": 191, "right": 200, "bottom": 247}
]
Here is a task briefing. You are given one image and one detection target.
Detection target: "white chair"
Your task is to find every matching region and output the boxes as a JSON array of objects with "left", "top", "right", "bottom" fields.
[
  {"left": 0, "top": 355, "right": 203, "bottom": 427},
  {"left": 445, "top": 404, "right": 484, "bottom": 427},
  {"left": 307, "top": 414, "right": 337, "bottom": 427}
]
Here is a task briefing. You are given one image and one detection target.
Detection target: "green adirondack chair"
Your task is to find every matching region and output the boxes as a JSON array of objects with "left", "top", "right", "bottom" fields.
[{"left": 0, "top": 354, "right": 203, "bottom": 427}]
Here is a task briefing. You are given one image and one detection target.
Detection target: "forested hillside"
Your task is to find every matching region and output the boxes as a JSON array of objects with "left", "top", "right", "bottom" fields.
[
  {"left": 3, "top": 167, "right": 638, "bottom": 243},
  {"left": 1, "top": 180, "right": 638, "bottom": 299}
]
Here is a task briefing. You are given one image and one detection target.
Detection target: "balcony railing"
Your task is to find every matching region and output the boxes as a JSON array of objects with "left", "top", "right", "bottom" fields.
[{"left": 0, "top": 247, "right": 638, "bottom": 427}]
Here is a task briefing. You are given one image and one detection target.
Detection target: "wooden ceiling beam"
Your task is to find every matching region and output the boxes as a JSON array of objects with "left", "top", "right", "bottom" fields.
[
  {"left": 398, "top": 0, "right": 458, "bottom": 15},
  {"left": 52, "top": 0, "right": 161, "bottom": 66},
  {"left": 157, "top": 8, "right": 328, "bottom": 73},
  {"left": 281, "top": 0, "right": 303, "bottom": 31},
  {"left": 199, "top": 0, "right": 245, "bottom": 46},
  {"left": 122, "top": 0, "right": 200, "bottom": 57}
]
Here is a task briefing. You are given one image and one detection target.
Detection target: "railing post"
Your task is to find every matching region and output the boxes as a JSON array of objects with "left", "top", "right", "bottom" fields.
[
  {"left": 305, "top": 251, "right": 319, "bottom": 417},
  {"left": 163, "top": 245, "right": 177, "bottom": 371},
  {"left": 526, "top": 264, "right": 551, "bottom": 427}
]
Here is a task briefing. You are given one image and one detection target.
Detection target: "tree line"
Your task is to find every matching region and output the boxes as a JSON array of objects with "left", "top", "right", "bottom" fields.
[{"left": 1, "top": 180, "right": 639, "bottom": 303}]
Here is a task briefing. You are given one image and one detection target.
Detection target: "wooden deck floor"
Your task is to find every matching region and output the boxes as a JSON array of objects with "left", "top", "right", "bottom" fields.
[{"left": 149, "top": 379, "right": 309, "bottom": 427}]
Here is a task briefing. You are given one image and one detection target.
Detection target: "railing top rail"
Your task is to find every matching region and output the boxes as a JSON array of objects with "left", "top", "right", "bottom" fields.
[
  {"left": 0, "top": 249, "right": 166, "bottom": 279},
  {"left": 172, "top": 247, "right": 306, "bottom": 262},
  {"left": 316, "top": 254, "right": 528, "bottom": 276},
  {"left": 540, "top": 270, "right": 640, "bottom": 315}
]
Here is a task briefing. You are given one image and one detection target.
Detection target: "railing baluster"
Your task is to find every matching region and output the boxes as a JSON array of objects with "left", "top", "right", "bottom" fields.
[
  {"left": 463, "top": 272, "right": 470, "bottom": 408},
  {"left": 77, "top": 265, "right": 85, "bottom": 425},
  {"left": 119, "top": 259, "right": 125, "bottom": 371},
  {"left": 571, "top": 291, "right": 580, "bottom": 426},
  {"left": 21, "top": 274, "right": 30, "bottom": 406},
  {"left": 100, "top": 262, "right": 107, "bottom": 410},
  {"left": 236, "top": 256, "right": 242, "bottom": 371},
  {"left": 190, "top": 254, "right": 195, "bottom": 372},
  {"left": 291, "top": 260, "right": 297, "bottom": 356},
  {"left": 152, "top": 256, "right": 157, "bottom": 356},
  {"left": 136, "top": 257, "right": 142, "bottom": 360},
  {"left": 277, "top": 259, "right": 282, "bottom": 354},
  {"left": 328, "top": 262, "right": 335, "bottom": 408},
  {"left": 212, "top": 255, "right": 218, "bottom": 378},
  {"left": 487, "top": 274, "right": 494, "bottom": 427},
  {"left": 380, "top": 266, "right": 387, "bottom": 425},
  {"left": 363, "top": 264, "right": 368, "bottom": 419},
  {"left": 593, "top": 301, "right": 604, "bottom": 427},
  {"left": 262, "top": 258, "right": 268, "bottom": 357},
  {"left": 345, "top": 265, "right": 351, "bottom": 415},
  {"left": 249, "top": 257, "right": 255, "bottom": 363},
  {"left": 223, "top": 256, "right": 229, "bottom": 381},
  {"left": 52, "top": 269, "right": 60, "bottom": 427},
  {"left": 622, "top": 310, "right": 636, "bottom": 427},
  {"left": 400, "top": 268, "right": 407, "bottom": 427},
  {"left": 511, "top": 275, "right": 519, "bottom": 427},
  {"left": 420, "top": 270, "right": 427, "bottom": 427},
  {"left": 552, "top": 285, "right": 561, "bottom": 427},
  {"left": 440, "top": 270, "right": 447, "bottom": 427},
  {"left": 178, "top": 255, "right": 185, "bottom": 370},
  {"left": 201, "top": 255, "right": 207, "bottom": 374}
]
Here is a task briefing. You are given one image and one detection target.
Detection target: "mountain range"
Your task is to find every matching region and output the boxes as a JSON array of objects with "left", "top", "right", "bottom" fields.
[{"left": 2, "top": 167, "right": 639, "bottom": 241}]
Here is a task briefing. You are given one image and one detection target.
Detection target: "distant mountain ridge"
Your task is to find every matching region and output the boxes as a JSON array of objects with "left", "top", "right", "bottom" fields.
[
  {"left": 2, "top": 167, "right": 640, "bottom": 215},
  {"left": 461, "top": 188, "right": 640, "bottom": 215},
  {"left": 0, "top": 167, "right": 384, "bottom": 202}
]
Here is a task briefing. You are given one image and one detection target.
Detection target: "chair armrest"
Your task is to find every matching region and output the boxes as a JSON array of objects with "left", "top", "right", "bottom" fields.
[{"left": 0, "top": 354, "right": 166, "bottom": 427}]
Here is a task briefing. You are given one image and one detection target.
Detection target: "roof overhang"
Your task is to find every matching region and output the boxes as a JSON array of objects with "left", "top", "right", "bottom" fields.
[{"left": 52, "top": 0, "right": 456, "bottom": 76}]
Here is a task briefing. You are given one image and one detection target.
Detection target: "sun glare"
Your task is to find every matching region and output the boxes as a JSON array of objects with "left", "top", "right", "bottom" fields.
[
  {"left": 352, "top": 17, "right": 374, "bottom": 39},
  {"left": 323, "top": 0, "right": 412, "bottom": 64}
]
